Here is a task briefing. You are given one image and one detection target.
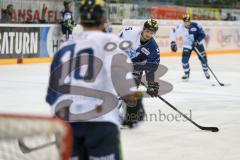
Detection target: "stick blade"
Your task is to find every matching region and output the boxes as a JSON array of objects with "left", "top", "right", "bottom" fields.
[
  {"left": 18, "top": 139, "right": 31, "bottom": 153},
  {"left": 220, "top": 83, "right": 231, "bottom": 87},
  {"left": 200, "top": 126, "right": 219, "bottom": 132}
]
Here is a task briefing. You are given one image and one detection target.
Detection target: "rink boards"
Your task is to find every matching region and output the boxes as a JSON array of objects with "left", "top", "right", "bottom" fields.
[{"left": 1, "top": 21, "right": 240, "bottom": 64}]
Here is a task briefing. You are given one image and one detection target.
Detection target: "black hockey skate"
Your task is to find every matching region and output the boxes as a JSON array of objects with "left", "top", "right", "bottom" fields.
[
  {"left": 204, "top": 71, "right": 210, "bottom": 79},
  {"left": 120, "top": 99, "right": 145, "bottom": 129},
  {"left": 182, "top": 73, "right": 189, "bottom": 80}
]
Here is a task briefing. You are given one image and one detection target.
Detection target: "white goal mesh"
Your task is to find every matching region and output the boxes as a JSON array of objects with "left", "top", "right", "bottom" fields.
[{"left": 0, "top": 114, "right": 72, "bottom": 160}]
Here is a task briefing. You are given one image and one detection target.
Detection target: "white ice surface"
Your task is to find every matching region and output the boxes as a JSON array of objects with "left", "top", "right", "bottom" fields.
[{"left": 0, "top": 54, "right": 240, "bottom": 160}]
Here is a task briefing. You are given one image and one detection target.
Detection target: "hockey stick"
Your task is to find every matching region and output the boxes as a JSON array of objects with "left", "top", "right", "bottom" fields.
[
  {"left": 18, "top": 138, "right": 56, "bottom": 154},
  {"left": 66, "top": 29, "right": 69, "bottom": 40},
  {"left": 194, "top": 47, "right": 225, "bottom": 86},
  {"left": 141, "top": 82, "right": 219, "bottom": 132}
]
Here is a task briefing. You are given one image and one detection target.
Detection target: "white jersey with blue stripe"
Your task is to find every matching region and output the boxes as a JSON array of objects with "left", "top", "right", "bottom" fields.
[
  {"left": 170, "top": 22, "right": 206, "bottom": 49},
  {"left": 46, "top": 31, "right": 136, "bottom": 126}
]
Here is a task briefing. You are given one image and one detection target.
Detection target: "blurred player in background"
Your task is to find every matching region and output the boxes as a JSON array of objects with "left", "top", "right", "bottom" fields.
[
  {"left": 46, "top": 0, "right": 140, "bottom": 159},
  {"left": 60, "top": 0, "right": 75, "bottom": 40},
  {"left": 170, "top": 14, "right": 210, "bottom": 80},
  {"left": 119, "top": 19, "right": 160, "bottom": 128}
]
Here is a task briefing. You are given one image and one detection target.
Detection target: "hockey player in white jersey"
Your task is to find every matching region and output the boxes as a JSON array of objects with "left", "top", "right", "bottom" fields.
[
  {"left": 170, "top": 14, "right": 210, "bottom": 80},
  {"left": 119, "top": 19, "right": 160, "bottom": 128},
  {"left": 46, "top": 0, "right": 140, "bottom": 159}
]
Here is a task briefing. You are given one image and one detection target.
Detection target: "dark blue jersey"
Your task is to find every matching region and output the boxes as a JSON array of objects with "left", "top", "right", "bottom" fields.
[
  {"left": 119, "top": 26, "right": 160, "bottom": 64},
  {"left": 132, "top": 37, "right": 160, "bottom": 64},
  {"left": 188, "top": 22, "right": 206, "bottom": 43}
]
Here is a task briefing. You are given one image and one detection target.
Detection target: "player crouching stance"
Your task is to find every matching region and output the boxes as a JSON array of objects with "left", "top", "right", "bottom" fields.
[
  {"left": 119, "top": 19, "right": 160, "bottom": 128},
  {"left": 46, "top": 0, "right": 140, "bottom": 159},
  {"left": 170, "top": 14, "right": 210, "bottom": 80}
]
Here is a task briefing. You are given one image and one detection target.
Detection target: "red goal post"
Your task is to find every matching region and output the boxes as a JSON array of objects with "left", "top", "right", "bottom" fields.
[{"left": 0, "top": 114, "right": 72, "bottom": 160}]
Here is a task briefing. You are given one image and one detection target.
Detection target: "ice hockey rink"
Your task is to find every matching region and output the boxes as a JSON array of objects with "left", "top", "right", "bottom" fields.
[{"left": 0, "top": 53, "right": 240, "bottom": 160}]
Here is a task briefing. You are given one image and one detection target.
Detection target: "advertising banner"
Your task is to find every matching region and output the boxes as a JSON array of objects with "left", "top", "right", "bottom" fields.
[
  {"left": 1, "top": 21, "right": 240, "bottom": 61},
  {"left": 0, "top": 0, "right": 77, "bottom": 23},
  {"left": 150, "top": 5, "right": 187, "bottom": 20},
  {"left": 0, "top": 27, "right": 40, "bottom": 58},
  {"left": 39, "top": 25, "right": 82, "bottom": 57},
  {"left": 40, "top": 26, "right": 62, "bottom": 57},
  {"left": 149, "top": 6, "right": 222, "bottom": 21},
  {"left": 187, "top": 7, "right": 221, "bottom": 20},
  {"left": 118, "top": 19, "right": 240, "bottom": 52}
]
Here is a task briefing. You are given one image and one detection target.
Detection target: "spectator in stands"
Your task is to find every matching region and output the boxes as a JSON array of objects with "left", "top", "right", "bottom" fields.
[
  {"left": 1, "top": 4, "right": 15, "bottom": 23},
  {"left": 223, "top": 12, "right": 236, "bottom": 21},
  {"left": 60, "top": 0, "right": 75, "bottom": 40}
]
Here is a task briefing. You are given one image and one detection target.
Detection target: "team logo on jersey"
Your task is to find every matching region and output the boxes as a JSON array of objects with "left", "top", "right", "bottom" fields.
[
  {"left": 190, "top": 28, "right": 197, "bottom": 32},
  {"left": 141, "top": 47, "right": 150, "bottom": 55}
]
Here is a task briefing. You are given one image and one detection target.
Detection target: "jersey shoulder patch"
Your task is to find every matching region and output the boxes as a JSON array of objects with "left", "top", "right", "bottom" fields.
[
  {"left": 190, "top": 27, "right": 197, "bottom": 32},
  {"left": 141, "top": 47, "right": 150, "bottom": 55}
]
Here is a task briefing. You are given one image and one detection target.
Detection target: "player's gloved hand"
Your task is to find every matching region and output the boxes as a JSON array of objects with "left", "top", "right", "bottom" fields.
[
  {"left": 127, "top": 49, "right": 140, "bottom": 59},
  {"left": 122, "top": 92, "right": 142, "bottom": 107},
  {"left": 147, "top": 81, "right": 159, "bottom": 97},
  {"left": 170, "top": 41, "right": 177, "bottom": 52},
  {"left": 193, "top": 41, "right": 200, "bottom": 47}
]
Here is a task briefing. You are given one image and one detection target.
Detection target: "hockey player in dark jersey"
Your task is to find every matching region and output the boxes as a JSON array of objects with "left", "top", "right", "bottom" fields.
[
  {"left": 60, "top": 0, "right": 75, "bottom": 40},
  {"left": 170, "top": 14, "right": 210, "bottom": 80},
  {"left": 119, "top": 19, "right": 160, "bottom": 127}
]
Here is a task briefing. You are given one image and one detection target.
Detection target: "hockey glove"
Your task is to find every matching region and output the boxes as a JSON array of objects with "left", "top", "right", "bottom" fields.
[
  {"left": 147, "top": 81, "right": 159, "bottom": 97},
  {"left": 127, "top": 49, "right": 140, "bottom": 59},
  {"left": 170, "top": 41, "right": 177, "bottom": 52},
  {"left": 122, "top": 92, "right": 143, "bottom": 107},
  {"left": 193, "top": 41, "right": 200, "bottom": 47}
]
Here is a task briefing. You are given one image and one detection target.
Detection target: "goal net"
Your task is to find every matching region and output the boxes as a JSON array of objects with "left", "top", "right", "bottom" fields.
[{"left": 0, "top": 114, "right": 72, "bottom": 160}]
